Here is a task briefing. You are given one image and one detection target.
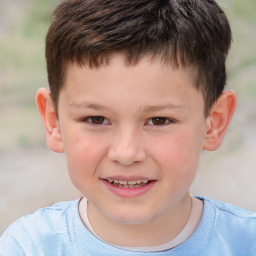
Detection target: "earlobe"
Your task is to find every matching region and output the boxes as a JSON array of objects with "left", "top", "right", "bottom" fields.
[
  {"left": 203, "top": 90, "right": 236, "bottom": 151},
  {"left": 36, "top": 88, "right": 64, "bottom": 153}
]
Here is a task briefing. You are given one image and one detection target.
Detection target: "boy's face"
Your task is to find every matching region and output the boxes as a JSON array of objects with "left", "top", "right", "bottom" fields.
[{"left": 55, "top": 55, "right": 209, "bottom": 226}]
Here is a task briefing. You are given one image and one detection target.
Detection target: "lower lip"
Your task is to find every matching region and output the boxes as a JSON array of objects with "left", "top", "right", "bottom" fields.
[{"left": 102, "top": 180, "right": 156, "bottom": 198}]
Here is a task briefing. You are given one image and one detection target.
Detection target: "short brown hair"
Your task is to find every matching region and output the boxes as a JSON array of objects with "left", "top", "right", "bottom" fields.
[{"left": 46, "top": 0, "right": 232, "bottom": 116}]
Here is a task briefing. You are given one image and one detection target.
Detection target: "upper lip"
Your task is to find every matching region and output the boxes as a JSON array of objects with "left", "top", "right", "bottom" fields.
[{"left": 101, "top": 175, "right": 154, "bottom": 181}]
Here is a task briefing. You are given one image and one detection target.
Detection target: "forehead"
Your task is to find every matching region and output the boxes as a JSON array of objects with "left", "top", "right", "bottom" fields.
[
  {"left": 64, "top": 53, "right": 198, "bottom": 88},
  {"left": 59, "top": 54, "right": 204, "bottom": 117}
]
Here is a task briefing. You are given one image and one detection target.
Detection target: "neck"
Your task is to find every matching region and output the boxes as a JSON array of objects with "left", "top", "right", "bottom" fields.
[{"left": 80, "top": 193, "right": 192, "bottom": 247}]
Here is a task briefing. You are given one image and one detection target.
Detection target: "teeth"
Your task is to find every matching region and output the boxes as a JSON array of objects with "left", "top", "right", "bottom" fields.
[
  {"left": 127, "top": 181, "right": 137, "bottom": 185},
  {"left": 106, "top": 179, "right": 149, "bottom": 187},
  {"left": 119, "top": 180, "right": 127, "bottom": 185}
]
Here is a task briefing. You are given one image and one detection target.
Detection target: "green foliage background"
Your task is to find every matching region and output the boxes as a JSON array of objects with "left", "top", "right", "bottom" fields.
[{"left": 0, "top": 0, "right": 59, "bottom": 152}]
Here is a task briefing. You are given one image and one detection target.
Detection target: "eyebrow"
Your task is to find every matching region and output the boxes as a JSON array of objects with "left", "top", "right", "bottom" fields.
[
  {"left": 69, "top": 103, "right": 110, "bottom": 111},
  {"left": 69, "top": 102, "right": 185, "bottom": 112},
  {"left": 142, "top": 104, "right": 186, "bottom": 112}
]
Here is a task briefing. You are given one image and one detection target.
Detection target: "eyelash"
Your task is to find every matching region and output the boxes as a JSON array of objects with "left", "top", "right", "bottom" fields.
[{"left": 82, "top": 116, "right": 175, "bottom": 127}]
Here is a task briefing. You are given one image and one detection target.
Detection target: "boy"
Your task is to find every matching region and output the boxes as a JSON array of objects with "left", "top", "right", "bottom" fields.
[{"left": 0, "top": 0, "right": 255, "bottom": 255}]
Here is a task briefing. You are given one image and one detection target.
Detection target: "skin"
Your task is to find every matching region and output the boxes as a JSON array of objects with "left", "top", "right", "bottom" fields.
[{"left": 36, "top": 54, "right": 236, "bottom": 247}]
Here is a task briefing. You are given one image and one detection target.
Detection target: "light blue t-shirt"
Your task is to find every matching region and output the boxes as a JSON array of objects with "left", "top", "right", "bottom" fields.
[{"left": 0, "top": 197, "right": 255, "bottom": 256}]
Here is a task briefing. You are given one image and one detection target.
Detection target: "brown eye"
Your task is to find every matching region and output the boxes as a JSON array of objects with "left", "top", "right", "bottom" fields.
[
  {"left": 91, "top": 116, "right": 104, "bottom": 124},
  {"left": 151, "top": 117, "right": 168, "bottom": 125},
  {"left": 86, "top": 116, "right": 108, "bottom": 125}
]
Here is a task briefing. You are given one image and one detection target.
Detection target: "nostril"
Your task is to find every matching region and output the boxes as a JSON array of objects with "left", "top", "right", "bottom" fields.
[{"left": 113, "top": 158, "right": 137, "bottom": 166}]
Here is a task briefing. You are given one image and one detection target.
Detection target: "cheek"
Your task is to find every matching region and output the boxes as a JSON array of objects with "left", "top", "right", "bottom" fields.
[
  {"left": 151, "top": 129, "right": 203, "bottom": 175},
  {"left": 63, "top": 132, "right": 107, "bottom": 182}
]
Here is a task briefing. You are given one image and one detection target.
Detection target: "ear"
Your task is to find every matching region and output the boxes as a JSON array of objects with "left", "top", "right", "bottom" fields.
[
  {"left": 36, "top": 88, "right": 64, "bottom": 153},
  {"left": 203, "top": 90, "right": 236, "bottom": 151}
]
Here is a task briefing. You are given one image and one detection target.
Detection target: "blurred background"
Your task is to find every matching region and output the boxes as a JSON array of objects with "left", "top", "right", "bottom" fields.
[{"left": 0, "top": 0, "right": 255, "bottom": 235}]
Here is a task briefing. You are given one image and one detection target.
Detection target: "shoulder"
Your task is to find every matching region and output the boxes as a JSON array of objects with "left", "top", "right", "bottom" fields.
[
  {"left": 198, "top": 197, "right": 256, "bottom": 254},
  {"left": 10, "top": 200, "right": 75, "bottom": 233},
  {"left": 0, "top": 199, "right": 80, "bottom": 255},
  {"left": 201, "top": 196, "right": 256, "bottom": 220}
]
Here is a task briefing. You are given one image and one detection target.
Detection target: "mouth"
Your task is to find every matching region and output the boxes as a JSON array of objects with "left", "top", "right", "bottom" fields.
[
  {"left": 101, "top": 177, "right": 156, "bottom": 198},
  {"left": 106, "top": 179, "right": 151, "bottom": 188}
]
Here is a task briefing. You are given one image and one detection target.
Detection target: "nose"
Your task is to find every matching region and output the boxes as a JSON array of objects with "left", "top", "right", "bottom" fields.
[{"left": 107, "top": 128, "right": 146, "bottom": 166}]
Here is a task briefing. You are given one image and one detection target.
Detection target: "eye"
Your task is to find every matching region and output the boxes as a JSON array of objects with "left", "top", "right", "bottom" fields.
[
  {"left": 84, "top": 116, "right": 110, "bottom": 125},
  {"left": 147, "top": 117, "right": 173, "bottom": 126}
]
